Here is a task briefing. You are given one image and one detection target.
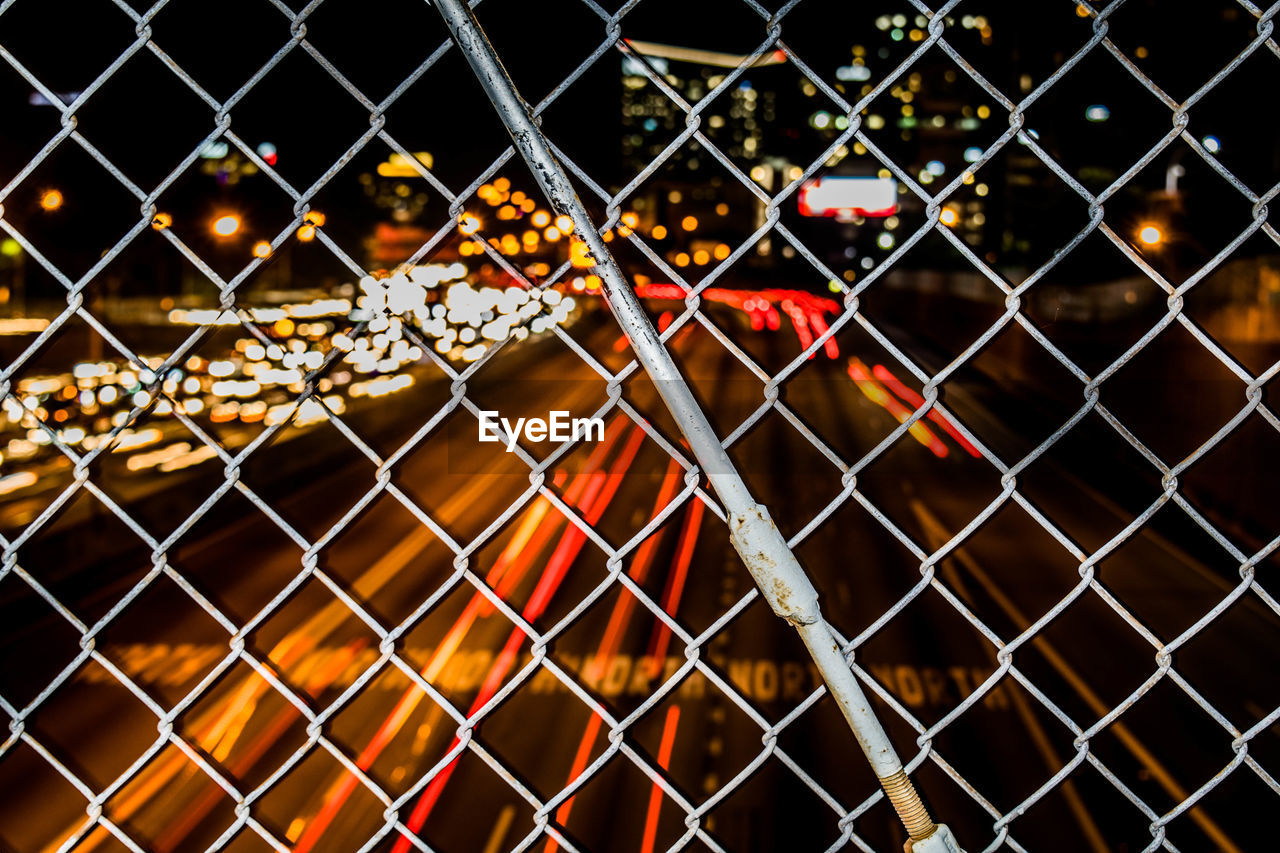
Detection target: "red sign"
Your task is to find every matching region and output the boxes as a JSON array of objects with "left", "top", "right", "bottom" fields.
[{"left": 797, "top": 177, "right": 898, "bottom": 220}]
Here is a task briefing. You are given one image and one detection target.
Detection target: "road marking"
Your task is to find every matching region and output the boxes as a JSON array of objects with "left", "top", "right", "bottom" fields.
[
  {"left": 94, "top": 637, "right": 1008, "bottom": 712},
  {"left": 94, "top": 642, "right": 1006, "bottom": 712},
  {"left": 936, "top": 376, "right": 1255, "bottom": 607},
  {"left": 1004, "top": 673, "right": 1109, "bottom": 853},
  {"left": 924, "top": 537, "right": 1106, "bottom": 850},
  {"left": 911, "top": 499, "right": 1242, "bottom": 853},
  {"left": 483, "top": 805, "right": 517, "bottom": 853}
]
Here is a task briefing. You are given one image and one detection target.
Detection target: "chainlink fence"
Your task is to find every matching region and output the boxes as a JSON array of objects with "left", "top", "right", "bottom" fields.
[{"left": 0, "top": 1, "right": 1278, "bottom": 852}]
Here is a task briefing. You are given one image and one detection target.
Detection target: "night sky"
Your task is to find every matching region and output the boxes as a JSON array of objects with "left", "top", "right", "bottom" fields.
[{"left": 0, "top": 0, "right": 1275, "bottom": 296}]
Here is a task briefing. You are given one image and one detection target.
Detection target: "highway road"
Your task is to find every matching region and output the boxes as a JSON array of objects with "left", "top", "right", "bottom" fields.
[{"left": 1, "top": 299, "right": 1277, "bottom": 853}]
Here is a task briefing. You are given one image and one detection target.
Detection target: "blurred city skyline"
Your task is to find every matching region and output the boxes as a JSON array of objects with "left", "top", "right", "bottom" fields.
[{"left": 1, "top": 0, "right": 1276, "bottom": 308}]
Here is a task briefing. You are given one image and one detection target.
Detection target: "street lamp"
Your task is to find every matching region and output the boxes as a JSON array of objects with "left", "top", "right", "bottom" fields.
[
  {"left": 39, "top": 189, "right": 63, "bottom": 211},
  {"left": 1138, "top": 223, "right": 1163, "bottom": 247},
  {"left": 1, "top": 238, "right": 23, "bottom": 316},
  {"left": 212, "top": 214, "right": 241, "bottom": 237}
]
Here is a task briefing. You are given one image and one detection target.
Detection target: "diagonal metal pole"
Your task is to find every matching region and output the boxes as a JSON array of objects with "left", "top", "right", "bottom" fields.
[{"left": 430, "top": 1, "right": 963, "bottom": 849}]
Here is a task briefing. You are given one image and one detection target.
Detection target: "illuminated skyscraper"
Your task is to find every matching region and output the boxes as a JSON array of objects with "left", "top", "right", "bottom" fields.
[{"left": 619, "top": 42, "right": 783, "bottom": 176}]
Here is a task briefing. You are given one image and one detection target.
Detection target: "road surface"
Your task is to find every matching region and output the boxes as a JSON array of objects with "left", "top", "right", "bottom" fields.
[{"left": 1, "top": 299, "right": 1276, "bottom": 853}]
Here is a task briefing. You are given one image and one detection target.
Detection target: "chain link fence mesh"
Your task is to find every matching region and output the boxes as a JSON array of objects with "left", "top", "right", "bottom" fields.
[{"left": 0, "top": 0, "right": 1278, "bottom": 851}]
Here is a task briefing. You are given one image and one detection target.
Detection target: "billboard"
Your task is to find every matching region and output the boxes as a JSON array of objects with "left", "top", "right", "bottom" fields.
[{"left": 797, "top": 176, "right": 898, "bottom": 220}]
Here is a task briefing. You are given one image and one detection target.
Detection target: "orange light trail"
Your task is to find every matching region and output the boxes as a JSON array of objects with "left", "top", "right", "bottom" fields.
[
  {"left": 606, "top": 285, "right": 840, "bottom": 359},
  {"left": 647, "top": 495, "right": 705, "bottom": 665},
  {"left": 580, "top": 461, "right": 683, "bottom": 688},
  {"left": 152, "top": 639, "right": 370, "bottom": 851},
  {"left": 870, "top": 363, "right": 981, "bottom": 457},
  {"left": 389, "top": 426, "right": 648, "bottom": 853},
  {"left": 640, "top": 706, "right": 681, "bottom": 853},
  {"left": 546, "top": 459, "right": 683, "bottom": 851},
  {"left": 847, "top": 358, "right": 948, "bottom": 458},
  {"left": 293, "top": 423, "right": 633, "bottom": 853},
  {"left": 805, "top": 309, "right": 840, "bottom": 359},
  {"left": 67, "top": 475, "right": 502, "bottom": 853},
  {"left": 550, "top": 712, "right": 604, "bottom": 851},
  {"left": 781, "top": 300, "right": 814, "bottom": 357}
]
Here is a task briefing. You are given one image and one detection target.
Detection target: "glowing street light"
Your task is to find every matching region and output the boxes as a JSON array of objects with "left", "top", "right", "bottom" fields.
[
  {"left": 151, "top": 212, "right": 172, "bottom": 231},
  {"left": 212, "top": 214, "right": 241, "bottom": 237},
  {"left": 1138, "top": 223, "right": 1163, "bottom": 246},
  {"left": 252, "top": 240, "right": 272, "bottom": 258},
  {"left": 570, "top": 239, "right": 594, "bottom": 268},
  {"left": 939, "top": 207, "right": 958, "bottom": 227},
  {"left": 39, "top": 189, "right": 63, "bottom": 211},
  {"left": 458, "top": 213, "right": 481, "bottom": 235}
]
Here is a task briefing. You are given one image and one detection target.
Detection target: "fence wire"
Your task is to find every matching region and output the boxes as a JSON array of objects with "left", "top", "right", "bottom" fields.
[{"left": 0, "top": 1, "right": 1278, "bottom": 852}]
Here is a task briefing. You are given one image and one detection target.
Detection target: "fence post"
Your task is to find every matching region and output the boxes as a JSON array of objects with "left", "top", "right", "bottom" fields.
[{"left": 430, "top": 1, "right": 963, "bottom": 848}]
